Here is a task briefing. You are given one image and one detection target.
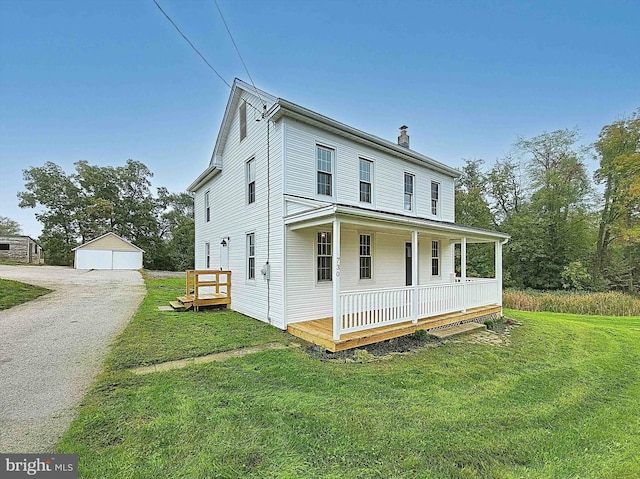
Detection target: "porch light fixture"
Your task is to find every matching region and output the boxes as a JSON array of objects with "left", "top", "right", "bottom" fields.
[{"left": 220, "top": 239, "right": 227, "bottom": 246}]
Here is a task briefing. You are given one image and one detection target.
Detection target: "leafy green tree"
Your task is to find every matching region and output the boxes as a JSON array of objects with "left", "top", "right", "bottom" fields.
[
  {"left": 0, "top": 216, "right": 22, "bottom": 235},
  {"left": 510, "top": 129, "right": 592, "bottom": 289},
  {"left": 593, "top": 110, "right": 640, "bottom": 290},
  {"left": 18, "top": 160, "right": 193, "bottom": 270},
  {"left": 455, "top": 159, "right": 495, "bottom": 277}
]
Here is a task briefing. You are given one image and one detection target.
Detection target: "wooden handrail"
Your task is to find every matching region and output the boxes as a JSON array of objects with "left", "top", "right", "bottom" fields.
[{"left": 185, "top": 270, "right": 231, "bottom": 301}]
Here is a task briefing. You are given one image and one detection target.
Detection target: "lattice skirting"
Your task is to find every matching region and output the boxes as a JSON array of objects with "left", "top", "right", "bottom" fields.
[{"left": 426, "top": 311, "right": 500, "bottom": 332}]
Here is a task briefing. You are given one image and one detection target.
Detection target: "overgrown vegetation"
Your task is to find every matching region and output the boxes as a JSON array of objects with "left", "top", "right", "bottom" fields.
[
  {"left": 56, "top": 278, "right": 640, "bottom": 478},
  {"left": 504, "top": 289, "right": 640, "bottom": 316},
  {"left": 0, "top": 278, "right": 50, "bottom": 310},
  {"left": 456, "top": 109, "right": 640, "bottom": 292}
]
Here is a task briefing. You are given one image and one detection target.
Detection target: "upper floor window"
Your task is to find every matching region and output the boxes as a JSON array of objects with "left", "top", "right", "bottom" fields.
[
  {"left": 431, "top": 240, "right": 440, "bottom": 276},
  {"left": 316, "top": 145, "right": 333, "bottom": 196},
  {"left": 359, "top": 158, "right": 372, "bottom": 203},
  {"left": 404, "top": 173, "right": 414, "bottom": 211},
  {"left": 317, "top": 231, "right": 332, "bottom": 281},
  {"left": 359, "top": 234, "right": 372, "bottom": 279},
  {"left": 247, "top": 233, "right": 255, "bottom": 280},
  {"left": 246, "top": 158, "right": 256, "bottom": 204},
  {"left": 431, "top": 181, "right": 439, "bottom": 215},
  {"left": 239, "top": 101, "right": 247, "bottom": 141},
  {"left": 205, "top": 191, "right": 210, "bottom": 222},
  {"left": 205, "top": 242, "right": 210, "bottom": 269}
]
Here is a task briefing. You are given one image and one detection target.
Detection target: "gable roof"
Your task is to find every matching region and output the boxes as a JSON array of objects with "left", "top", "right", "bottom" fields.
[
  {"left": 72, "top": 232, "right": 144, "bottom": 252},
  {"left": 189, "top": 79, "right": 461, "bottom": 192},
  {"left": 0, "top": 235, "right": 42, "bottom": 246}
]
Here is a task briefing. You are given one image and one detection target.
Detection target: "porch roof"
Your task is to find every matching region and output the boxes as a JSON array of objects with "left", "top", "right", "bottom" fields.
[{"left": 284, "top": 201, "right": 509, "bottom": 243}]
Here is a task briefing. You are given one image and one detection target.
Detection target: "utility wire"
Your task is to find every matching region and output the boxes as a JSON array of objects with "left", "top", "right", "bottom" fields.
[
  {"left": 152, "top": 0, "right": 231, "bottom": 89},
  {"left": 214, "top": 0, "right": 266, "bottom": 110},
  {"left": 151, "top": 0, "right": 264, "bottom": 116}
]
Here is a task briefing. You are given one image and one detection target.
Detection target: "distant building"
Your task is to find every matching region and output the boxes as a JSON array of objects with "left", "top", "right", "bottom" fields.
[{"left": 0, "top": 235, "right": 44, "bottom": 264}]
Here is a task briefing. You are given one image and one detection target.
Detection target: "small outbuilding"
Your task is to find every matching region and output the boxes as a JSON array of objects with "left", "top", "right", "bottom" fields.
[
  {"left": 0, "top": 235, "right": 44, "bottom": 264},
  {"left": 73, "top": 232, "right": 144, "bottom": 270}
]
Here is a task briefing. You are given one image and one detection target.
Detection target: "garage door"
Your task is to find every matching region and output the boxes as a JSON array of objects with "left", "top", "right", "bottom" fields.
[
  {"left": 112, "top": 251, "right": 142, "bottom": 269},
  {"left": 75, "top": 250, "right": 113, "bottom": 270}
]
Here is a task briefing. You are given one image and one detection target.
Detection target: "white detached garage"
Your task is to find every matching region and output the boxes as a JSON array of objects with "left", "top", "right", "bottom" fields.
[{"left": 73, "top": 232, "right": 144, "bottom": 270}]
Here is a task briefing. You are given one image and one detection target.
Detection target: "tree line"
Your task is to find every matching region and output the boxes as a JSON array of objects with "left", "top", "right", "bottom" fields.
[
  {"left": 457, "top": 110, "right": 639, "bottom": 292},
  {"left": 17, "top": 159, "right": 194, "bottom": 270}
]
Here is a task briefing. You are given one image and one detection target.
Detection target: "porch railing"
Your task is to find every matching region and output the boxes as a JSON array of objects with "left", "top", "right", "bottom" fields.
[{"left": 339, "top": 279, "right": 499, "bottom": 335}]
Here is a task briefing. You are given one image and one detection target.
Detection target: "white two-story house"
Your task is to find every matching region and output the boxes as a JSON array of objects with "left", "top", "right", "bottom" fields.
[{"left": 188, "top": 79, "right": 509, "bottom": 351}]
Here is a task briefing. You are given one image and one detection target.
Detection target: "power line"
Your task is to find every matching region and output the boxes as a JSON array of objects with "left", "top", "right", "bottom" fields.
[
  {"left": 213, "top": 0, "right": 266, "bottom": 110},
  {"left": 152, "top": 0, "right": 232, "bottom": 89}
]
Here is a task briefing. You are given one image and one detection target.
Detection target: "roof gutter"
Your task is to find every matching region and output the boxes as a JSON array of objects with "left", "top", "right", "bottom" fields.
[
  {"left": 187, "top": 164, "right": 221, "bottom": 192},
  {"left": 268, "top": 100, "right": 461, "bottom": 178}
]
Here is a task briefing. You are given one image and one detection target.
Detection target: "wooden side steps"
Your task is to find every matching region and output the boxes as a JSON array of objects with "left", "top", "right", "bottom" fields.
[
  {"left": 169, "top": 300, "right": 192, "bottom": 312},
  {"left": 167, "top": 270, "right": 232, "bottom": 312}
]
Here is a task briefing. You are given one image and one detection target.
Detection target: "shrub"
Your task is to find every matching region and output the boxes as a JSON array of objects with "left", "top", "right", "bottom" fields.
[
  {"left": 503, "top": 289, "right": 640, "bottom": 316},
  {"left": 411, "top": 329, "right": 429, "bottom": 341}
]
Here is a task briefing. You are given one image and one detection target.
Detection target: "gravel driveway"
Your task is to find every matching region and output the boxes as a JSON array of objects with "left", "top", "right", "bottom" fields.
[{"left": 0, "top": 265, "right": 145, "bottom": 453}]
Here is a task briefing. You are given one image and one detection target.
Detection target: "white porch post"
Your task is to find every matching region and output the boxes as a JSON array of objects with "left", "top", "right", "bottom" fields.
[
  {"left": 411, "top": 230, "right": 419, "bottom": 323},
  {"left": 332, "top": 219, "right": 341, "bottom": 341},
  {"left": 461, "top": 237, "right": 467, "bottom": 312},
  {"left": 495, "top": 240, "right": 503, "bottom": 306}
]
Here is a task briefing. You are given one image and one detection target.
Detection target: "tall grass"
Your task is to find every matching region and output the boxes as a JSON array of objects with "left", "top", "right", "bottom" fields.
[{"left": 504, "top": 289, "right": 640, "bottom": 316}]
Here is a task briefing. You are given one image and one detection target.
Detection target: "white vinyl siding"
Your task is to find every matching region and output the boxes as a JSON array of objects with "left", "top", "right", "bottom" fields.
[
  {"left": 283, "top": 121, "right": 456, "bottom": 221},
  {"left": 193, "top": 89, "right": 284, "bottom": 328}
]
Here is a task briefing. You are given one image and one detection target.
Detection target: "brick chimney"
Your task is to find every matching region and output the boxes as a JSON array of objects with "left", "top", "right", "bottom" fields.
[{"left": 398, "top": 125, "right": 409, "bottom": 148}]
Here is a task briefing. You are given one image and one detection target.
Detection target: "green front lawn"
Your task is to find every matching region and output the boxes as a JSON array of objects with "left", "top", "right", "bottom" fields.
[
  {"left": 106, "top": 277, "right": 291, "bottom": 370},
  {"left": 57, "top": 279, "right": 640, "bottom": 478},
  {"left": 0, "top": 278, "right": 50, "bottom": 310}
]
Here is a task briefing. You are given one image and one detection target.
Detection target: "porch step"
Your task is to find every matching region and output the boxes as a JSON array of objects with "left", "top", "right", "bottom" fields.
[
  {"left": 428, "top": 321, "right": 486, "bottom": 339},
  {"left": 169, "top": 300, "right": 192, "bottom": 312}
]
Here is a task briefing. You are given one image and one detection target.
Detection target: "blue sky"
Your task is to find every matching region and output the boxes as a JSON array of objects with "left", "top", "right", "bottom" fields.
[{"left": 1, "top": 0, "right": 638, "bottom": 237}]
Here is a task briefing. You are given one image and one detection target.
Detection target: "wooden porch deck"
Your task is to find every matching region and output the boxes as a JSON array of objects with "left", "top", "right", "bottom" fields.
[{"left": 287, "top": 305, "right": 502, "bottom": 352}]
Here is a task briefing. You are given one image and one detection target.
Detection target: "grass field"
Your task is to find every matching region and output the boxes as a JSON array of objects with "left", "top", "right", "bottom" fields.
[
  {"left": 0, "top": 278, "right": 50, "bottom": 310},
  {"left": 57, "top": 278, "right": 640, "bottom": 478}
]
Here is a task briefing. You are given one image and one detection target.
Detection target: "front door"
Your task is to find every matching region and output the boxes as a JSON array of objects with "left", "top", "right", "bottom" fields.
[{"left": 405, "top": 242, "right": 412, "bottom": 286}]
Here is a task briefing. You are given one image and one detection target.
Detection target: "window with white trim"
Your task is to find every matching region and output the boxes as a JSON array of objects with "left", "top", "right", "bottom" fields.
[
  {"left": 359, "top": 234, "right": 372, "bottom": 279},
  {"left": 317, "top": 231, "right": 332, "bottom": 281},
  {"left": 247, "top": 233, "right": 255, "bottom": 280},
  {"left": 205, "top": 242, "right": 210, "bottom": 269},
  {"left": 359, "top": 158, "right": 372, "bottom": 203},
  {"left": 404, "top": 173, "right": 414, "bottom": 211},
  {"left": 205, "top": 191, "right": 210, "bottom": 222},
  {"left": 239, "top": 101, "right": 247, "bottom": 141},
  {"left": 431, "top": 240, "right": 440, "bottom": 276},
  {"left": 316, "top": 145, "right": 333, "bottom": 196},
  {"left": 431, "top": 181, "right": 439, "bottom": 215},
  {"left": 246, "top": 158, "right": 256, "bottom": 204}
]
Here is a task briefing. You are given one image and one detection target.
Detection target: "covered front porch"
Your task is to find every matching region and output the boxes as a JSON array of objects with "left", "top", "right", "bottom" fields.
[{"left": 284, "top": 204, "right": 509, "bottom": 351}]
